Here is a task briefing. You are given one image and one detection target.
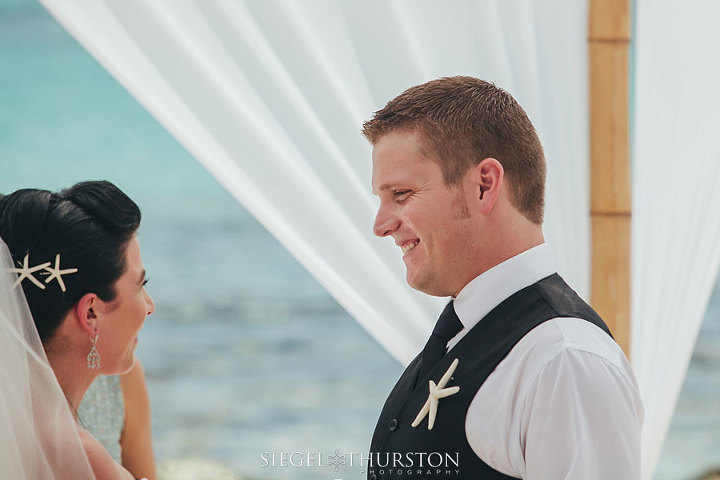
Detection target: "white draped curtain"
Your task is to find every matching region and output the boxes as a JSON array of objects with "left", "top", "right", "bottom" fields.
[
  {"left": 38, "top": 0, "right": 720, "bottom": 478},
  {"left": 632, "top": 0, "right": 720, "bottom": 475}
]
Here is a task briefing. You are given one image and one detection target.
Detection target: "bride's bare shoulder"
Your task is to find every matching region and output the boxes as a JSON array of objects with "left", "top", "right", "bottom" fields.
[{"left": 77, "top": 428, "right": 133, "bottom": 480}]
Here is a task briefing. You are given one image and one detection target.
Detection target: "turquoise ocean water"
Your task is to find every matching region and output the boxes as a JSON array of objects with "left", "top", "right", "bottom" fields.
[{"left": 1, "top": 3, "right": 718, "bottom": 479}]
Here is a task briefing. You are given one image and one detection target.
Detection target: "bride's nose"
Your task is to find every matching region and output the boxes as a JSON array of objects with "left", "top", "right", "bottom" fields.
[{"left": 144, "top": 291, "right": 155, "bottom": 315}]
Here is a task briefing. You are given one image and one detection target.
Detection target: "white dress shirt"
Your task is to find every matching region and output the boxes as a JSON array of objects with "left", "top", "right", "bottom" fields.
[{"left": 448, "top": 243, "right": 644, "bottom": 479}]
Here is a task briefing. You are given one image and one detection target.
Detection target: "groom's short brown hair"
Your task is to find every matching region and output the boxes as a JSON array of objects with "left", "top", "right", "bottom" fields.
[{"left": 362, "top": 76, "right": 546, "bottom": 224}]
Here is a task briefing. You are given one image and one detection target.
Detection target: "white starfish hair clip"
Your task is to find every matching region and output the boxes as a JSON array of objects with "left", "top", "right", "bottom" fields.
[
  {"left": 411, "top": 358, "right": 460, "bottom": 430},
  {"left": 8, "top": 253, "right": 78, "bottom": 292},
  {"left": 44, "top": 254, "right": 79, "bottom": 292},
  {"left": 9, "top": 254, "right": 51, "bottom": 290}
]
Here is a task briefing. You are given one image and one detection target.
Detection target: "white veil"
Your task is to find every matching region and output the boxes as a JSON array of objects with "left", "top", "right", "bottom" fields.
[{"left": 0, "top": 237, "right": 95, "bottom": 479}]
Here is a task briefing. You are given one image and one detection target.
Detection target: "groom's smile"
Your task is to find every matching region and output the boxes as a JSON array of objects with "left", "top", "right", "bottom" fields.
[{"left": 399, "top": 239, "right": 419, "bottom": 256}]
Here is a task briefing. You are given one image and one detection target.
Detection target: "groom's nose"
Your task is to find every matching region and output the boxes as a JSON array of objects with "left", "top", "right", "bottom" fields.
[{"left": 373, "top": 205, "right": 400, "bottom": 237}]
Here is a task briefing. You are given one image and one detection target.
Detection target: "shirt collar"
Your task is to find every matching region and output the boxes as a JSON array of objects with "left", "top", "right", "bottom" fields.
[{"left": 453, "top": 243, "right": 556, "bottom": 332}]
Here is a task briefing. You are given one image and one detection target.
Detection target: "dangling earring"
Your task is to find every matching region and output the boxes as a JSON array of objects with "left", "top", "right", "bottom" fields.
[{"left": 87, "top": 334, "right": 100, "bottom": 370}]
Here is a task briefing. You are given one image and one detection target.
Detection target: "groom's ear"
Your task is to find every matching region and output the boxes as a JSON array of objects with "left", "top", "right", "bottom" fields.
[
  {"left": 467, "top": 158, "right": 504, "bottom": 214},
  {"left": 74, "top": 293, "right": 99, "bottom": 337}
]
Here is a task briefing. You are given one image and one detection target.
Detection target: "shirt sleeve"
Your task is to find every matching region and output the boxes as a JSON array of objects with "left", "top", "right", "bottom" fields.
[{"left": 520, "top": 348, "right": 643, "bottom": 480}]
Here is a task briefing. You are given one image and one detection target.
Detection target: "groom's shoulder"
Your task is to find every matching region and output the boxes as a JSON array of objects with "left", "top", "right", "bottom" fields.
[{"left": 494, "top": 317, "right": 631, "bottom": 385}]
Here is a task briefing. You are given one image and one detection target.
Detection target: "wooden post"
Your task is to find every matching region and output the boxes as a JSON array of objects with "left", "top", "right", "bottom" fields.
[{"left": 589, "top": 0, "right": 632, "bottom": 357}]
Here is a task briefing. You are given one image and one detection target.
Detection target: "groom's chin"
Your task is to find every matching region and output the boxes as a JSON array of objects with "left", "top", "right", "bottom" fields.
[{"left": 406, "top": 274, "right": 435, "bottom": 297}]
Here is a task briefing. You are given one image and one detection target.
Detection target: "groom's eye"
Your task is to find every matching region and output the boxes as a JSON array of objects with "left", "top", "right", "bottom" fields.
[{"left": 393, "top": 190, "right": 411, "bottom": 199}]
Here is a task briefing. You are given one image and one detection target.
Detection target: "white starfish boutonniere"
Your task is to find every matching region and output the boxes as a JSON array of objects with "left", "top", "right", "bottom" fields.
[{"left": 411, "top": 358, "right": 460, "bottom": 430}]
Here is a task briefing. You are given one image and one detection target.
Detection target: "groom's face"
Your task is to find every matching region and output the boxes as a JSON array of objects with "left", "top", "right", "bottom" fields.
[{"left": 371, "top": 130, "right": 476, "bottom": 297}]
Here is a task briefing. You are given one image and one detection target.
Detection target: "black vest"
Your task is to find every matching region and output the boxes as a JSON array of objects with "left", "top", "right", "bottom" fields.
[{"left": 368, "top": 274, "right": 612, "bottom": 480}]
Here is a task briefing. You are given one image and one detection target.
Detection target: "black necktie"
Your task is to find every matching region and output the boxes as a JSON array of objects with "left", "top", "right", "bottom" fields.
[{"left": 417, "top": 300, "right": 464, "bottom": 385}]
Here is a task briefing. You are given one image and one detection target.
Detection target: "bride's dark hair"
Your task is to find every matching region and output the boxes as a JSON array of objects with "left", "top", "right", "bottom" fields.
[{"left": 0, "top": 180, "right": 141, "bottom": 343}]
